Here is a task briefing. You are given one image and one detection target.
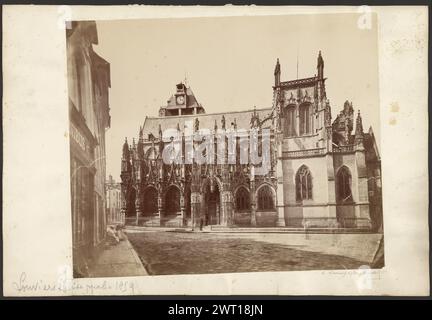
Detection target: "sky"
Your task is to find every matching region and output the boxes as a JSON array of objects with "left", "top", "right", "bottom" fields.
[{"left": 93, "top": 13, "right": 380, "bottom": 181}]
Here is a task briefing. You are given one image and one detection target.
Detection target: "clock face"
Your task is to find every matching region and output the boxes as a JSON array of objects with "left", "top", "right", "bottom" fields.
[{"left": 176, "top": 95, "right": 185, "bottom": 105}]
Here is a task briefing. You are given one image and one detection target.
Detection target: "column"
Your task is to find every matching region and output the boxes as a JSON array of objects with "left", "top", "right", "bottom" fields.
[
  {"left": 355, "top": 147, "right": 372, "bottom": 229},
  {"left": 221, "top": 191, "right": 233, "bottom": 226},
  {"left": 180, "top": 193, "right": 185, "bottom": 227},
  {"left": 157, "top": 190, "right": 164, "bottom": 226},
  {"left": 135, "top": 189, "right": 141, "bottom": 226},
  {"left": 326, "top": 153, "right": 338, "bottom": 227},
  {"left": 275, "top": 138, "right": 286, "bottom": 226},
  {"left": 190, "top": 192, "right": 201, "bottom": 229},
  {"left": 250, "top": 179, "right": 257, "bottom": 227}
]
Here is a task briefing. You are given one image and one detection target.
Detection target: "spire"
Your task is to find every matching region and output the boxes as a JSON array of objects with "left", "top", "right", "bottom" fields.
[
  {"left": 355, "top": 110, "right": 364, "bottom": 135},
  {"left": 121, "top": 137, "right": 131, "bottom": 174},
  {"left": 274, "top": 58, "right": 281, "bottom": 86},
  {"left": 250, "top": 106, "right": 260, "bottom": 128},
  {"left": 317, "top": 50, "right": 324, "bottom": 79},
  {"left": 355, "top": 110, "right": 364, "bottom": 145},
  {"left": 324, "top": 100, "right": 332, "bottom": 127},
  {"left": 139, "top": 125, "right": 143, "bottom": 142},
  {"left": 158, "top": 124, "right": 164, "bottom": 154},
  {"left": 137, "top": 126, "right": 144, "bottom": 159},
  {"left": 122, "top": 137, "right": 129, "bottom": 159}
]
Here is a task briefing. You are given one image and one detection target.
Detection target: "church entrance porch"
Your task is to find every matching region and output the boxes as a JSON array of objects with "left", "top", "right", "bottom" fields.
[
  {"left": 202, "top": 181, "right": 221, "bottom": 226},
  {"left": 160, "top": 185, "right": 183, "bottom": 227}
]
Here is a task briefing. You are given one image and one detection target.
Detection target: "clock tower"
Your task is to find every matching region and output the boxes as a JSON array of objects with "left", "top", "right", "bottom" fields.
[
  {"left": 175, "top": 83, "right": 187, "bottom": 107},
  {"left": 158, "top": 81, "right": 206, "bottom": 117}
]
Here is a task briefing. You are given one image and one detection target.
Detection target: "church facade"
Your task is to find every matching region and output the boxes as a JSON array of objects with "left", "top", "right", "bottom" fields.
[{"left": 120, "top": 52, "right": 383, "bottom": 231}]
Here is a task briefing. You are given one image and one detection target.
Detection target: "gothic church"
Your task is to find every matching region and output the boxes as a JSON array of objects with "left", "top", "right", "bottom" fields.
[{"left": 120, "top": 52, "right": 383, "bottom": 230}]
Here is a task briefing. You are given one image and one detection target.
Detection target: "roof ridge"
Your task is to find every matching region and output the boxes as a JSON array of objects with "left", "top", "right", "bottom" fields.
[{"left": 145, "top": 107, "right": 272, "bottom": 120}]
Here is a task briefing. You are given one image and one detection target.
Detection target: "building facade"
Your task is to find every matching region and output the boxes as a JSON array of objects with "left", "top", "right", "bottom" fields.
[
  {"left": 106, "top": 175, "right": 124, "bottom": 225},
  {"left": 120, "top": 52, "right": 382, "bottom": 231},
  {"left": 67, "top": 21, "right": 111, "bottom": 276}
]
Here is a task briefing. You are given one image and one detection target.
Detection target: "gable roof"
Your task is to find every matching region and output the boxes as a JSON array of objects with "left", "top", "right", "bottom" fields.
[
  {"left": 142, "top": 107, "right": 273, "bottom": 138},
  {"left": 166, "top": 87, "right": 202, "bottom": 110}
]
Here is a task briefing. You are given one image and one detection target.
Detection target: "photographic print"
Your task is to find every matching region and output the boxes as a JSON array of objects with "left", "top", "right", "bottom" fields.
[
  {"left": 67, "top": 14, "right": 384, "bottom": 278},
  {"left": 3, "top": 5, "right": 428, "bottom": 297}
]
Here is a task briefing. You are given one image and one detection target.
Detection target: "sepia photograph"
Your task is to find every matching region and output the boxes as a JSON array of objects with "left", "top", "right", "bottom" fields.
[
  {"left": 2, "top": 4, "right": 428, "bottom": 297},
  {"left": 67, "top": 14, "right": 384, "bottom": 278}
]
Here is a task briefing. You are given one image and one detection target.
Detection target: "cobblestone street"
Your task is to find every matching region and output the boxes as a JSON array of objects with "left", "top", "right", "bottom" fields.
[{"left": 127, "top": 230, "right": 382, "bottom": 275}]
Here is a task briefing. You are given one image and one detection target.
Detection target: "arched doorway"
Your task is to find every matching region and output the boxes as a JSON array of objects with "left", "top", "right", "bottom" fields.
[
  {"left": 234, "top": 186, "right": 251, "bottom": 226},
  {"left": 235, "top": 186, "right": 251, "bottom": 212},
  {"left": 202, "top": 180, "right": 221, "bottom": 225},
  {"left": 165, "top": 185, "right": 181, "bottom": 215},
  {"left": 126, "top": 187, "right": 136, "bottom": 218},
  {"left": 255, "top": 184, "right": 277, "bottom": 226},
  {"left": 142, "top": 186, "right": 158, "bottom": 216}
]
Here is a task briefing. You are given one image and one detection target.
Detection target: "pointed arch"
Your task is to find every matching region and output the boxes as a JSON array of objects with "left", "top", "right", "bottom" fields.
[
  {"left": 145, "top": 146, "right": 159, "bottom": 160},
  {"left": 256, "top": 184, "right": 276, "bottom": 211},
  {"left": 165, "top": 185, "right": 181, "bottom": 215},
  {"left": 234, "top": 186, "right": 251, "bottom": 212},
  {"left": 200, "top": 176, "right": 223, "bottom": 194},
  {"left": 336, "top": 166, "right": 353, "bottom": 202},
  {"left": 296, "top": 165, "right": 313, "bottom": 201},
  {"left": 283, "top": 104, "right": 296, "bottom": 137},
  {"left": 299, "top": 102, "right": 312, "bottom": 135},
  {"left": 142, "top": 186, "right": 158, "bottom": 216},
  {"left": 201, "top": 178, "right": 222, "bottom": 226}
]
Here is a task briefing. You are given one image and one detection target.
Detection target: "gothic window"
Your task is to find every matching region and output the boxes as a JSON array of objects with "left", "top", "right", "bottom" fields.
[
  {"left": 299, "top": 103, "right": 311, "bottom": 135},
  {"left": 283, "top": 105, "right": 296, "bottom": 137},
  {"left": 337, "top": 166, "right": 353, "bottom": 202},
  {"left": 142, "top": 187, "right": 158, "bottom": 215},
  {"left": 235, "top": 187, "right": 250, "bottom": 212},
  {"left": 257, "top": 185, "right": 275, "bottom": 211},
  {"left": 296, "top": 165, "right": 313, "bottom": 201},
  {"left": 145, "top": 147, "right": 158, "bottom": 160},
  {"left": 165, "top": 186, "right": 180, "bottom": 214}
]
